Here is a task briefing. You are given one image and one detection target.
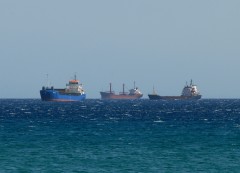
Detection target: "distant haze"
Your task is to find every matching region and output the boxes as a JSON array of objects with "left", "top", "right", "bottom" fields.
[{"left": 1, "top": 0, "right": 240, "bottom": 98}]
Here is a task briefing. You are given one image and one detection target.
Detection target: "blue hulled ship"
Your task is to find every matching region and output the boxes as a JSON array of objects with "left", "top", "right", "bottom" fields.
[{"left": 40, "top": 75, "right": 86, "bottom": 102}]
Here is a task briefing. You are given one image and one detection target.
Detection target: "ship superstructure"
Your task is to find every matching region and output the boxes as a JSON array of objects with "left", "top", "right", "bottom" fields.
[
  {"left": 181, "top": 80, "right": 200, "bottom": 97},
  {"left": 148, "top": 80, "right": 202, "bottom": 100},
  {"left": 100, "top": 82, "right": 143, "bottom": 100},
  {"left": 40, "top": 74, "right": 86, "bottom": 102}
]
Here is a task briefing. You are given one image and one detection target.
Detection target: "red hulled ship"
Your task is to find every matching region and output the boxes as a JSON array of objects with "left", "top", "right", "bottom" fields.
[{"left": 100, "top": 82, "right": 143, "bottom": 100}]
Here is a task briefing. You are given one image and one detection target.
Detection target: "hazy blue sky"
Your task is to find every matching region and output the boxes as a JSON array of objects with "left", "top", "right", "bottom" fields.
[{"left": 0, "top": 0, "right": 240, "bottom": 98}]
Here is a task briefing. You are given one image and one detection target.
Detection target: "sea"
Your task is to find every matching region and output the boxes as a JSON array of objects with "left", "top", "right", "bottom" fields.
[{"left": 0, "top": 99, "right": 240, "bottom": 173}]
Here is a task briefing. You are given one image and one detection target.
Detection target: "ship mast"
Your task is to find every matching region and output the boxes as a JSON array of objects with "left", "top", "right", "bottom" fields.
[
  {"left": 152, "top": 85, "right": 156, "bottom": 95},
  {"left": 74, "top": 73, "right": 77, "bottom": 81},
  {"left": 123, "top": 83, "right": 125, "bottom": 94},
  {"left": 46, "top": 74, "right": 50, "bottom": 88},
  {"left": 110, "top": 83, "right": 112, "bottom": 93}
]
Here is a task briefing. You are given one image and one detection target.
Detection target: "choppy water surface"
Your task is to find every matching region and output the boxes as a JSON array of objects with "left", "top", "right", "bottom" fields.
[{"left": 1, "top": 99, "right": 240, "bottom": 172}]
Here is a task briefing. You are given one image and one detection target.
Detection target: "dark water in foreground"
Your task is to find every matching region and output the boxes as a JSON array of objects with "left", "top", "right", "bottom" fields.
[{"left": 0, "top": 99, "right": 240, "bottom": 172}]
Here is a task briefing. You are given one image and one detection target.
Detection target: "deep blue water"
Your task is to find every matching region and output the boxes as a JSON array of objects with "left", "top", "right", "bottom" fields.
[{"left": 1, "top": 99, "right": 240, "bottom": 172}]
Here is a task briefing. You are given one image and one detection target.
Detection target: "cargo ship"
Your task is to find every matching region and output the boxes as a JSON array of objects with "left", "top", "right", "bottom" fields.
[
  {"left": 100, "top": 82, "right": 143, "bottom": 100},
  {"left": 40, "top": 75, "right": 86, "bottom": 102},
  {"left": 148, "top": 80, "right": 202, "bottom": 100}
]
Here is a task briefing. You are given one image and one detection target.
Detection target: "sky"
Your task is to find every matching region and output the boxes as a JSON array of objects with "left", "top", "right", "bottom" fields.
[{"left": 0, "top": 0, "right": 240, "bottom": 99}]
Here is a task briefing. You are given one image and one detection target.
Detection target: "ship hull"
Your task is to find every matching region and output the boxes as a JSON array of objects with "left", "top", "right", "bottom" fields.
[
  {"left": 40, "top": 89, "right": 86, "bottom": 102},
  {"left": 100, "top": 92, "right": 143, "bottom": 100},
  {"left": 148, "top": 94, "right": 201, "bottom": 100}
]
